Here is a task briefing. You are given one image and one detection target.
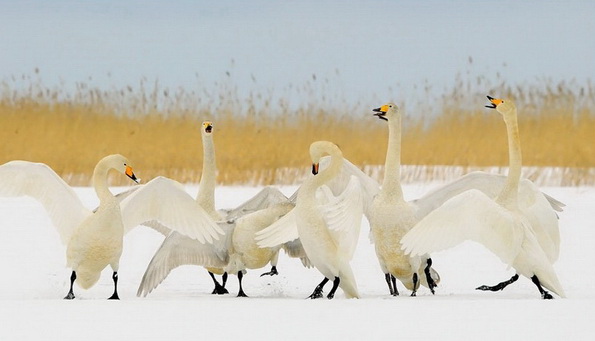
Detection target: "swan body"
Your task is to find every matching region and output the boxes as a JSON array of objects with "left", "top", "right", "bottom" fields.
[
  {"left": 0, "top": 154, "right": 222, "bottom": 299},
  {"left": 369, "top": 103, "right": 438, "bottom": 296},
  {"left": 401, "top": 96, "right": 565, "bottom": 299},
  {"left": 257, "top": 141, "right": 363, "bottom": 299}
]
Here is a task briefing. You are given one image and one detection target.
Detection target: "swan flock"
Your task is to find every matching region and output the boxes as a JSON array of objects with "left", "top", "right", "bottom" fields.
[{"left": 0, "top": 97, "right": 566, "bottom": 300}]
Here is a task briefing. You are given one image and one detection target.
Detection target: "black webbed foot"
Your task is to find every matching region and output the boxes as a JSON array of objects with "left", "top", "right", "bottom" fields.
[{"left": 260, "top": 266, "right": 279, "bottom": 277}]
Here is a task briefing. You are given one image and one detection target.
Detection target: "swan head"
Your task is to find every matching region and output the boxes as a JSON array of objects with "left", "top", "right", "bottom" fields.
[
  {"left": 486, "top": 96, "right": 516, "bottom": 118},
  {"left": 202, "top": 121, "right": 214, "bottom": 135},
  {"left": 372, "top": 102, "right": 399, "bottom": 121},
  {"left": 101, "top": 154, "right": 140, "bottom": 184},
  {"left": 309, "top": 141, "right": 342, "bottom": 175}
]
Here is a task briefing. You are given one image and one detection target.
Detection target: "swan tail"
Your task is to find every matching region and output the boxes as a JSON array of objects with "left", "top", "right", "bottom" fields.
[
  {"left": 338, "top": 264, "right": 360, "bottom": 299},
  {"left": 75, "top": 269, "right": 101, "bottom": 289}
]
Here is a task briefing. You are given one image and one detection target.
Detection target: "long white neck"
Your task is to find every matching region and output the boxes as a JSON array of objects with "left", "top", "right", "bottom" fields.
[
  {"left": 380, "top": 112, "right": 405, "bottom": 202},
  {"left": 496, "top": 107, "right": 522, "bottom": 208},
  {"left": 93, "top": 160, "right": 115, "bottom": 205},
  {"left": 196, "top": 133, "right": 218, "bottom": 218}
]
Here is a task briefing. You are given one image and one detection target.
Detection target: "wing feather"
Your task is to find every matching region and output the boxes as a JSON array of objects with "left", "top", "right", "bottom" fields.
[
  {"left": 255, "top": 209, "right": 298, "bottom": 248},
  {"left": 0, "top": 160, "right": 90, "bottom": 244},
  {"left": 120, "top": 176, "right": 223, "bottom": 243},
  {"left": 402, "top": 189, "right": 524, "bottom": 266}
]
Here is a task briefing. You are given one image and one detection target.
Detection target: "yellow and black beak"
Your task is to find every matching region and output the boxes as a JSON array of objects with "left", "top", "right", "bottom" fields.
[
  {"left": 372, "top": 105, "right": 389, "bottom": 121},
  {"left": 312, "top": 163, "right": 319, "bottom": 175},
  {"left": 203, "top": 121, "right": 213, "bottom": 134},
  {"left": 125, "top": 165, "right": 140, "bottom": 184},
  {"left": 486, "top": 95, "right": 503, "bottom": 109}
]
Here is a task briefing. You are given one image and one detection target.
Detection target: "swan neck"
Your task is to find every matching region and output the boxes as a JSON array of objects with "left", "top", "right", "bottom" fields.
[
  {"left": 381, "top": 114, "right": 405, "bottom": 201},
  {"left": 308, "top": 148, "right": 342, "bottom": 192},
  {"left": 497, "top": 108, "right": 522, "bottom": 207},
  {"left": 93, "top": 160, "right": 114, "bottom": 204},
  {"left": 196, "top": 133, "right": 217, "bottom": 215}
]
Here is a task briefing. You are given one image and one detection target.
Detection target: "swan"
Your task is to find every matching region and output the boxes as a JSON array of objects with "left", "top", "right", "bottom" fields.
[
  {"left": 401, "top": 96, "right": 565, "bottom": 299},
  {"left": 0, "top": 154, "right": 223, "bottom": 299},
  {"left": 368, "top": 102, "right": 440, "bottom": 297},
  {"left": 137, "top": 199, "right": 311, "bottom": 297},
  {"left": 257, "top": 141, "right": 363, "bottom": 299},
  {"left": 135, "top": 121, "right": 297, "bottom": 296}
]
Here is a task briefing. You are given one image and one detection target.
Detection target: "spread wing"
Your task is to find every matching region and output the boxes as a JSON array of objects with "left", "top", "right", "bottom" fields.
[
  {"left": 402, "top": 189, "right": 525, "bottom": 267},
  {"left": 319, "top": 176, "right": 364, "bottom": 260},
  {"left": 255, "top": 209, "right": 298, "bottom": 248},
  {"left": 0, "top": 160, "right": 90, "bottom": 244},
  {"left": 136, "top": 224, "right": 233, "bottom": 297},
  {"left": 120, "top": 176, "right": 223, "bottom": 244},
  {"left": 223, "top": 186, "right": 289, "bottom": 223},
  {"left": 413, "top": 171, "right": 564, "bottom": 220},
  {"left": 320, "top": 156, "right": 379, "bottom": 220}
]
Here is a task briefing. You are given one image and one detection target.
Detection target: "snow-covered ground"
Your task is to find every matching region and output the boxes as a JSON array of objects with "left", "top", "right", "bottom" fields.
[{"left": 0, "top": 183, "right": 593, "bottom": 340}]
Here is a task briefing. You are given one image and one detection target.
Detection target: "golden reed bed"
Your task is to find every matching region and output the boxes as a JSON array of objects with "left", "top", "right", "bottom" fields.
[{"left": 1, "top": 75, "right": 594, "bottom": 186}]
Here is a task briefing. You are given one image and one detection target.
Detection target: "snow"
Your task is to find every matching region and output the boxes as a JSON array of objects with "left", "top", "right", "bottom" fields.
[{"left": 1, "top": 184, "right": 594, "bottom": 340}]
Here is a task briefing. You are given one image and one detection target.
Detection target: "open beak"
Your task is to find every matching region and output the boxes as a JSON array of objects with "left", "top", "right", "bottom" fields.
[
  {"left": 372, "top": 105, "right": 388, "bottom": 121},
  {"left": 312, "top": 163, "right": 319, "bottom": 175},
  {"left": 485, "top": 95, "right": 503, "bottom": 109},
  {"left": 203, "top": 122, "right": 213, "bottom": 134},
  {"left": 125, "top": 166, "right": 140, "bottom": 184}
]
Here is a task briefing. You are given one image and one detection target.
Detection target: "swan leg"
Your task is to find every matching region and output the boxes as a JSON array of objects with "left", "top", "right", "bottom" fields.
[
  {"left": 531, "top": 275, "right": 554, "bottom": 300},
  {"left": 384, "top": 273, "right": 399, "bottom": 296},
  {"left": 327, "top": 277, "right": 340, "bottom": 300},
  {"left": 424, "top": 258, "right": 437, "bottom": 295},
  {"left": 237, "top": 271, "right": 248, "bottom": 297},
  {"left": 308, "top": 277, "right": 329, "bottom": 299},
  {"left": 476, "top": 274, "right": 519, "bottom": 292},
  {"left": 209, "top": 271, "right": 229, "bottom": 295},
  {"left": 260, "top": 266, "right": 279, "bottom": 277},
  {"left": 64, "top": 271, "right": 77, "bottom": 300},
  {"left": 108, "top": 272, "right": 120, "bottom": 300},
  {"left": 411, "top": 273, "right": 419, "bottom": 297}
]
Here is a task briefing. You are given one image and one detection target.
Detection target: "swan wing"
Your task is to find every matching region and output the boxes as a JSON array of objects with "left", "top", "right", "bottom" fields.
[
  {"left": 120, "top": 176, "right": 223, "bottom": 243},
  {"left": 282, "top": 238, "right": 313, "bottom": 268},
  {"left": 0, "top": 160, "right": 90, "bottom": 244},
  {"left": 137, "top": 229, "right": 231, "bottom": 297},
  {"left": 413, "top": 171, "right": 564, "bottom": 220},
  {"left": 321, "top": 156, "right": 379, "bottom": 219},
  {"left": 255, "top": 209, "right": 298, "bottom": 248},
  {"left": 319, "top": 176, "right": 364, "bottom": 260},
  {"left": 224, "top": 186, "right": 289, "bottom": 223},
  {"left": 402, "top": 189, "right": 524, "bottom": 266}
]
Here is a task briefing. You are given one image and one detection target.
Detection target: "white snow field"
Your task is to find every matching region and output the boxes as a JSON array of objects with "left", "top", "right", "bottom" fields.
[{"left": 0, "top": 183, "right": 593, "bottom": 340}]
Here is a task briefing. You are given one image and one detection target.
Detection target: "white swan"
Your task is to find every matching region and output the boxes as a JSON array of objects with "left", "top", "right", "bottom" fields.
[
  {"left": 0, "top": 154, "right": 223, "bottom": 299},
  {"left": 257, "top": 141, "right": 363, "bottom": 299},
  {"left": 136, "top": 121, "right": 301, "bottom": 297},
  {"left": 137, "top": 199, "right": 310, "bottom": 297},
  {"left": 401, "top": 96, "right": 565, "bottom": 299},
  {"left": 368, "top": 103, "right": 440, "bottom": 297}
]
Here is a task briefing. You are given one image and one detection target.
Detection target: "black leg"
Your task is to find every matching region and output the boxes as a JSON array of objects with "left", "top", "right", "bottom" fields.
[
  {"left": 108, "top": 272, "right": 120, "bottom": 300},
  {"left": 222, "top": 272, "right": 228, "bottom": 287},
  {"left": 209, "top": 271, "right": 229, "bottom": 295},
  {"left": 237, "top": 271, "right": 248, "bottom": 297},
  {"left": 385, "top": 273, "right": 398, "bottom": 296},
  {"left": 411, "top": 273, "right": 418, "bottom": 297},
  {"left": 308, "top": 277, "right": 329, "bottom": 299},
  {"left": 260, "top": 266, "right": 279, "bottom": 277},
  {"left": 476, "top": 274, "right": 520, "bottom": 292},
  {"left": 531, "top": 275, "right": 554, "bottom": 299},
  {"left": 327, "top": 277, "right": 340, "bottom": 299},
  {"left": 64, "top": 271, "right": 76, "bottom": 300},
  {"left": 424, "top": 258, "right": 437, "bottom": 295}
]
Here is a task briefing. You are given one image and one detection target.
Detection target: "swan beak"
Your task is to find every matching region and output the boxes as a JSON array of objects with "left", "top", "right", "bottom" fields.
[
  {"left": 203, "top": 121, "right": 213, "bottom": 134},
  {"left": 125, "top": 166, "right": 140, "bottom": 183},
  {"left": 372, "top": 106, "right": 388, "bottom": 121},
  {"left": 485, "top": 95, "right": 503, "bottom": 109},
  {"left": 312, "top": 163, "right": 319, "bottom": 175}
]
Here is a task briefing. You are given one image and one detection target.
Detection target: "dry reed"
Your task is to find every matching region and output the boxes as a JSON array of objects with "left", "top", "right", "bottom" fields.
[{"left": 1, "top": 72, "right": 594, "bottom": 186}]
